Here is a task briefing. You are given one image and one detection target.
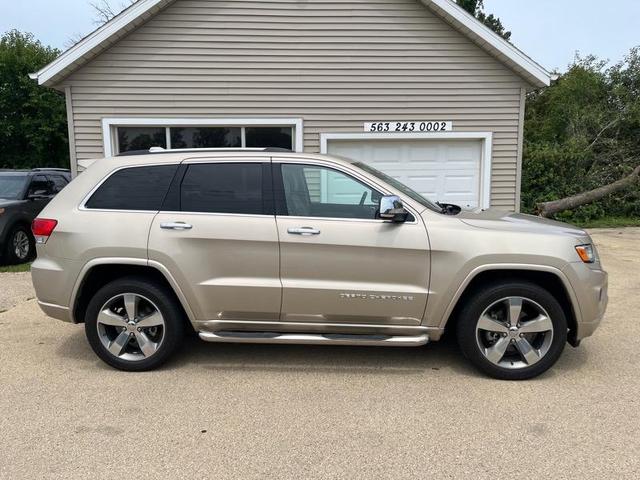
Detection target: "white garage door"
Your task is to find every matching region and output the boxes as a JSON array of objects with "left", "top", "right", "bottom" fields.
[{"left": 327, "top": 139, "right": 483, "bottom": 209}]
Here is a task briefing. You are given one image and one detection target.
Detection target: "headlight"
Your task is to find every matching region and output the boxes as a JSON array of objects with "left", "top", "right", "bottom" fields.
[{"left": 575, "top": 244, "right": 596, "bottom": 263}]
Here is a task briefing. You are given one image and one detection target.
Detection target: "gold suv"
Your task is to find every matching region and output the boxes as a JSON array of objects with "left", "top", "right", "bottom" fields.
[{"left": 31, "top": 149, "right": 608, "bottom": 379}]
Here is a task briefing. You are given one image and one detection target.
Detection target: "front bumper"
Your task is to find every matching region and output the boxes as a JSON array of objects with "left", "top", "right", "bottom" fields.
[{"left": 562, "top": 261, "right": 608, "bottom": 343}]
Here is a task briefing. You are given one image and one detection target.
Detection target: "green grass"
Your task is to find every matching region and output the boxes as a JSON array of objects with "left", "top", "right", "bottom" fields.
[
  {"left": 0, "top": 262, "right": 32, "bottom": 273},
  {"left": 574, "top": 216, "right": 640, "bottom": 229}
]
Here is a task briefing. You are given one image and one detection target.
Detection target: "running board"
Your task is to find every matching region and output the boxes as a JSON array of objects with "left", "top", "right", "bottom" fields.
[{"left": 198, "top": 331, "right": 429, "bottom": 347}]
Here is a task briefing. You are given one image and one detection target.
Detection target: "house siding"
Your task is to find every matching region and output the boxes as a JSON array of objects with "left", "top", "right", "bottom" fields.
[{"left": 61, "top": 0, "right": 529, "bottom": 210}]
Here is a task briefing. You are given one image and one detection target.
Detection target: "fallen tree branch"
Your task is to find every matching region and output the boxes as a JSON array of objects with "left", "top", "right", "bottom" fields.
[{"left": 536, "top": 164, "right": 640, "bottom": 218}]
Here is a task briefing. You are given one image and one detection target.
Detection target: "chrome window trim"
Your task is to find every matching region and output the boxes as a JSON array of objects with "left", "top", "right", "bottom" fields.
[
  {"left": 276, "top": 214, "right": 419, "bottom": 226},
  {"left": 181, "top": 156, "right": 270, "bottom": 164},
  {"left": 78, "top": 157, "right": 422, "bottom": 223},
  {"left": 158, "top": 211, "right": 274, "bottom": 219},
  {"left": 78, "top": 162, "right": 180, "bottom": 212},
  {"left": 274, "top": 156, "right": 426, "bottom": 213},
  {"left": 79, "top": 160, "right": 270, "bottom": 215},
  {"left": 178, "top": 161, "right": 268, "bottom": 216},
  {"left": 274, "top": 160, "right": 421, "bottom": 225}
]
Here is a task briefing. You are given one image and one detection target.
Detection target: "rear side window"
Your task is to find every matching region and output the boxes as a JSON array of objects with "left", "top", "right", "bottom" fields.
[
  {"left": 49, "top": 175, "right": 69, "bottom": 193},
  {"left": 85, "top": 165, "right": 178, "bottom": 211},
  {"left": 28, "top": 175, "right": 53, "bottom": 196},
  {"left": 180, "top": 163, "right": 263, "bottom": 214}
]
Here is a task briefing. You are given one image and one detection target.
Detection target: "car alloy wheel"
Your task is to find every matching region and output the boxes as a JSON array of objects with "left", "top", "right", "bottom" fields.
[
  {"left": 475, "top": 296, "right": 554, "bottom": 370},
  {"left": 96, "top": 293, "right": 166, "bottom": 362},
  {"left": 13, "top": 230, "right": 31, "bottom": 261}
]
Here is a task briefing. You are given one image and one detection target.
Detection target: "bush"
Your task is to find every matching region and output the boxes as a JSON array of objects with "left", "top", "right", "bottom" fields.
[
  {"left": 0, "top": 30, "right": 68, "bottom": 169},
  {"left": 522, "top": 50, "right": 640, "bottom": 222}
]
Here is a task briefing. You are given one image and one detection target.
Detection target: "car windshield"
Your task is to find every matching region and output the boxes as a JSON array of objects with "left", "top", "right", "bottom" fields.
[
  {"left": 0, "top": 174, "right": 28, "bottom": 200},
  {"left": 352, "top": 162, "right": 443, "bottom": 213}
]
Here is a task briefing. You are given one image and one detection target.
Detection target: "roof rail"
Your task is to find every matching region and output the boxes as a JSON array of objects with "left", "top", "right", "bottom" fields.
[
  {"left": 116, "top": 147, "right": 293, "bottom": 157},
  {"left": 31, "top": 168, "right": 71, "bottom": 172}
]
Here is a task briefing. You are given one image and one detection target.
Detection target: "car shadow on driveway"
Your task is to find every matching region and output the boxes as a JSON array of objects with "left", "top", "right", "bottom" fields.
[
  {"left": 175, "top": 334, "right": 475, "bottom": 377},
  {"left": 57, "top": 327, "right": 485, "bottom": 378},
  {"left": 56, "top": 327, "right": 590, "bottom": 380}
]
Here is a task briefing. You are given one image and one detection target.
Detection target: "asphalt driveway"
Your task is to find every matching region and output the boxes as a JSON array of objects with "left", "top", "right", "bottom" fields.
[{"left": 0, "top": 228, "right": 639, "bottom": 479}]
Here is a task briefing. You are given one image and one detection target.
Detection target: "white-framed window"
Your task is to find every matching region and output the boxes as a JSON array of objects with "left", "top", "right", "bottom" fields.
[{"left": 101, "top": 118, "right": 304, "bottom": 157}]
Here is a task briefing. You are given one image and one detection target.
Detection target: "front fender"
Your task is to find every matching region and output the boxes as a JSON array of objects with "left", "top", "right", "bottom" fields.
[
  {"left": 0, "top": 211, "right": 32, "bottom": 242},
  {"left": 429, "top": 263, "right": 582, "bottom": 331}
]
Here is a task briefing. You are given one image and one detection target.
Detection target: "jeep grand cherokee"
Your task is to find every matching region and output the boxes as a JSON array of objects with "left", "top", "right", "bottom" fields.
[{"left": 31, "top": 150, "right": 608, "bottom": 380}]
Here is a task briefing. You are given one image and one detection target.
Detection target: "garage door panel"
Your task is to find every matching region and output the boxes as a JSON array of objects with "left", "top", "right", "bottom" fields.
[
  {"left": 328, "top": 138, "right": 483, "bottom": 210},
  {"left": 404, "top": 175, "right": 439, "bottom": 197},
  {"left": 444, "top": 175, "right": 476, "bottom": 191}
]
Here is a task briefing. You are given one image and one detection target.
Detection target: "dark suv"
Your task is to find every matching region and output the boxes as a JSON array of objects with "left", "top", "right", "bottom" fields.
[{"left": 0, "top": 169, "right": 71, "bottom": 264}]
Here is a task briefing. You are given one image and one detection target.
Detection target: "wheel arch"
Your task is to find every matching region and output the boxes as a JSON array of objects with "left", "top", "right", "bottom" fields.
[
  {"left": 442, "top": 265, "right": 581, "bottom": 346},
  {"left": 71, "top": 259, "right": 196, "bottom": 328},
  {"left": 3, "top": 216, "right": 34, "bottom": 238}
]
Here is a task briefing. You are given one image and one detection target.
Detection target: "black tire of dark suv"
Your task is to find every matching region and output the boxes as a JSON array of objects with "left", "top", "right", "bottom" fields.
[{"left": 3, "top": 224, "right": 36, "bottom": 265}]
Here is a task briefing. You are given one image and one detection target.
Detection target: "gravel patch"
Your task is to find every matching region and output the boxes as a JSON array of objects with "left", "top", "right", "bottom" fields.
[{"left": 0, "top": 272, "right": 35, "bottom": 312}]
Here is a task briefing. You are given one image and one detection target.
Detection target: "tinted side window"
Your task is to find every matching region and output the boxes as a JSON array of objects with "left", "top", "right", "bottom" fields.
[
  {"left": 86, "top": 165, "right": 178, "bottom": 211},
  {"left": 49, "top": 175, "right": 69, "bottom": 193},
  {"left": 28, "top": 175, "right": 53, "bottom": 196},
  {"left": 181, "top": 163, "right": 263, "bottom": 214},
  {"left": 279, "top": 164, "right": 381, "bottom": 219}
]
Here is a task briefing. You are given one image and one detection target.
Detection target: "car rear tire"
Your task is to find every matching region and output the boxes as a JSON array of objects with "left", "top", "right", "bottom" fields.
[
  {"left": 456, "top": 281, "right": 567, "bottom": 380},
  {"left": 84, "top": 277, "right": 185, "bottom": 371},
  {"left": 3, "top": 225, "right": 36, "bottom": 265}
]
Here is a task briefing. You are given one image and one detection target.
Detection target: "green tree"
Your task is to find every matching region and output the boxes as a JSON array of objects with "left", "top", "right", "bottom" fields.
[
  {"left": 522, "top": 50, "right": 640, "bottom": 221},
  {"left": 456, "top": 0, "right": 512, "bottom": 40},
  {"left": 0, "top": 30, "right": 68, "bottom": 169}
]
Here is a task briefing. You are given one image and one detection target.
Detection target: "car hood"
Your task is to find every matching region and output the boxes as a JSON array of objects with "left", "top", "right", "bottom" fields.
[{"left": 457, "top": 209, "right": 588, "bottom": 238}]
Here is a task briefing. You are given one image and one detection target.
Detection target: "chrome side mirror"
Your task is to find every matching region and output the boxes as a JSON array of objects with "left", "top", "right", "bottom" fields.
[{"left": 378, "top": 195, "right": 409, "bottom": 223}]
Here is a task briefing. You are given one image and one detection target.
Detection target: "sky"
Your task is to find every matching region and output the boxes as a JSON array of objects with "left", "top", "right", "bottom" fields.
[{"left": 2, "top": 0, "right": 639, "bottom": 73}]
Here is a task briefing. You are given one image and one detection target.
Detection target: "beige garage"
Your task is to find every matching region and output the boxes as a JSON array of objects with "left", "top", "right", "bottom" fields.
[{"left": 31, "top": 0, "right": 552, "bottom": 212}]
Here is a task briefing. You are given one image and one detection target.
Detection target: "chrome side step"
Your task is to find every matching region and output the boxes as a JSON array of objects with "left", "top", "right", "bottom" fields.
[{"left": 198, "top": 331, "right": 429, "bottom": 347}]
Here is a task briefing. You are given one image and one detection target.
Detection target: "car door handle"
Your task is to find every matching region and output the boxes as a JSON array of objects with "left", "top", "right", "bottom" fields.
[
  {"left": 160, "top": 222, "right": 193, "bottom": 231},
  {"left": 288, "top": 227, "right": 321, "bottom": 236}
]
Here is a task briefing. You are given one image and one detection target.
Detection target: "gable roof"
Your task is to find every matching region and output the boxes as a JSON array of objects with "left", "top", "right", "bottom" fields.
[{"left": 30, "top": 0, "right": 552, "bottom": 89}]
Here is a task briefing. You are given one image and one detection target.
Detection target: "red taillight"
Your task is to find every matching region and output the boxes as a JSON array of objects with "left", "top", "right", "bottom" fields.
[{"left": 32, "top": 218, "right": 58, "bottom": 244}]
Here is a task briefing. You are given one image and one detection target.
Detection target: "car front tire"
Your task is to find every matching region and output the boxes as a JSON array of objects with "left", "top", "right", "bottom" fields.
[
  {"left": 84, "top": 277, "right": 185, "bottom": 371},
  {"left": 3, "top": 225, "right": 35, "bottom": 265},
  {"left": 456, "top": 281, "right": 567, "bottom": 380}
]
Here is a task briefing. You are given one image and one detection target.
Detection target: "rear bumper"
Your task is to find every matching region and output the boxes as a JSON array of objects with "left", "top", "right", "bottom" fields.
[
  {"left": 31, "top": 254, "right": 83, "bottom": 323},
  {"left": 563, "top": 262, "right": 608, "bottom": 342},
  {"left": 37, "top": 300, "right": 73, "bottom": 323}
]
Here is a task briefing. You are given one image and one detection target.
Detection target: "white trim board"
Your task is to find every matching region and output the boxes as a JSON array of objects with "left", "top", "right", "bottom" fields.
[
  {"left": 64, "top": 87, "right": 78, "bottom": 178},
  {"left": 101, "top": 117, "right": 304, "bottom": 157},
  {"left": 30, "top": 0, "right": 551, "bottom": 88},
  {"left": 31, "top": 0, "right": 170, "bottom": 86},
  {"left": 320, "top": 132, "right": 493, "bottom": 210},
  {"left": 423, "top": 0, "right": 551, "bottom": 86}
]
